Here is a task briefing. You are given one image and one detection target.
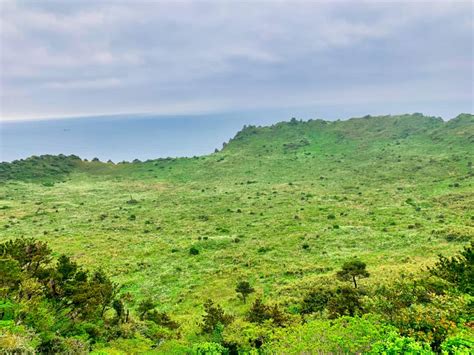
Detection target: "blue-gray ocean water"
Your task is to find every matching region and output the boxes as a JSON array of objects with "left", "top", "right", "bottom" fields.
[
  {"left": 0, "top": 112, "right": 287, "bottom": 163},
  {"left": 2, "top": 104, "right": 459, "bottom": 163}
]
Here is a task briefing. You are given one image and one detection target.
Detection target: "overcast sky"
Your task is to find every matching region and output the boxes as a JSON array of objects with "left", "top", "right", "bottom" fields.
[{"left": 0, "top": 0, "right": 472, "bottom": 121}]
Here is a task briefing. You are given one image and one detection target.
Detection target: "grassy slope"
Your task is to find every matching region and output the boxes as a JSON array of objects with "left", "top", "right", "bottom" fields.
[{"left": 1, "top": 113, "right": 473, "bottom": 329}]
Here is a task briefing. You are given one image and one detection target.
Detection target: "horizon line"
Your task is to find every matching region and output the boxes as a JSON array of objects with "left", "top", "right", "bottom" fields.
[{"left": 1, "top": 110, "right": 470, "bottom": 124}]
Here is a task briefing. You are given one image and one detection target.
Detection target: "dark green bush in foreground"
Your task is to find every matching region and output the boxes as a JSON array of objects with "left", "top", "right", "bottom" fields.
[{"left": 0, "top": 238, "right": 179, "bottom": 352}]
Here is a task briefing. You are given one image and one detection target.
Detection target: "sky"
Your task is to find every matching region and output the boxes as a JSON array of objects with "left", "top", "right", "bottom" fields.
[{"left": 0, "top": 0, "right": 472, "bottom": 122}]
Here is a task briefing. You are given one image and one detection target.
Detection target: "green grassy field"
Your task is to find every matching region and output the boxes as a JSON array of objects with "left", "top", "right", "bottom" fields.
[{"left": 1, "top": 113, "right": 473, "bottom": 353}]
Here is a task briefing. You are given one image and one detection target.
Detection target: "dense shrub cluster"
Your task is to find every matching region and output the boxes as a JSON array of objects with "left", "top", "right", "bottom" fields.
[{"left": 0, "top": 154, "right": 81, "bottom": 182}]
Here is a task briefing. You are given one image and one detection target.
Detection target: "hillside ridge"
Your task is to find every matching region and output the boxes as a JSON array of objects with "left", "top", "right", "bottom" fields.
[{"left": 1, "top": 113, "right": 472, "bottom": 182}]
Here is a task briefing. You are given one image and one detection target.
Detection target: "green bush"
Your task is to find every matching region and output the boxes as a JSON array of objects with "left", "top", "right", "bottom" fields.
[
  {"left": 192, "top": 341, "right": 228, "bottom": 354},
  {"left": 201, "top": 299, "right": 233, "bottom": 334},
  {"left": 440, "top": 330, "right": 474, "bottom": 355},
  {"left": 263, "top": 315, "right": 430, "bottom": 353},
  {"left": 429, "top": 242, "right": 473, "bottom": 295}
]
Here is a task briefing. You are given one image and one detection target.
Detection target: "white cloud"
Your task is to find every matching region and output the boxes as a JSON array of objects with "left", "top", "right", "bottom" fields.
[
  {"left": 0, "top": 0, "right": 472, "bottom": 120},
  {"left": 43, "top": 77, "right": 122, "bottom": 90}
]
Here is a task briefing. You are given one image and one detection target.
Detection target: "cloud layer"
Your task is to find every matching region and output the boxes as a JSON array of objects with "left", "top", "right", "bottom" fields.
[{"left": 1, "top": 0, "right": 472, "bottom": 120}]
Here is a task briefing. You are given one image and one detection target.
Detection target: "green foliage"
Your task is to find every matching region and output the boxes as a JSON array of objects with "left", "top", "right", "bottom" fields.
[
  {"left": 137, "top": 297, "right": 155, "bottom": 320},
  {"left": 0, "top": 238, "right": 180, "bottom": 352},
  {"left": 0, "top": 238, "right": 52, "bottom": 279},
  {"left": 235, "top": 280, "right": 254, "bottom": 303},
  {"left": 96, "top": 335, "right": 154, "bottom": 353},
  {"left": 300, "top": 286, "right": 333, "bottom": 315},
  {"left": 389, "top": 295, "right": 470, "bottom": 351},
  {"left": 336, "top": 259, "right": 370, "bottom": 288},
  {"left": 201, "top": 299, "right": 233, "bottom": 334},
  {"left": 441, "top": 330, "right": 474, "bottom": 355},
  {"left": 369, "top": 332, "right": 433, "bottom": 354},
  {"left": 327, "top": 286, "right": 364, "bottom": 318},
  {"left": 221, "top": 319, "right": 274, "bottom": 351},
  {"left": 189, "top": 246, "right": 200, "bottom": 255},
  {"left": 191, "top": 341, "right": 228, "bottom": 354},
  {"left": 0, "top": 321, "right": 40, "bottom": 353},
  {"left": 429, "top": 242, "right": 473, "bottom": 295},
  {"left": 145, "top": 309, "right": 179, "bottom": 329},
  {"left": 0, "top": 154, "right": 81, "bottom": 182},
  {"left": 264, "top": 315, "right": 430, "bottom": 353},
  {"left": 367, "top": 277, "right": 446, "bottom": 322},
  {"left": 364, "top": 253, "right": 472, "bottom": 351},
  {"left": 247, "top": 298, "right": 288, "bottom": 327},
  {"left": 112, "top": 299, "right": 125, "bottom": 321},
  {"left": 0, "top": 258, "right": 22, "bottom": 296}
]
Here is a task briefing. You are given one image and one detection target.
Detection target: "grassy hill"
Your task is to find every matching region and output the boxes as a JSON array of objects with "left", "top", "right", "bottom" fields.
[{"left": 0, "top": 113, "right": 473, "bottom": 353}]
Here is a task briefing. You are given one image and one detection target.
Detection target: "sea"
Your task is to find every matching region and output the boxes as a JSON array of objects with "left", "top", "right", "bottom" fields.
[
  {"left": 0, "top": 112, "right": 290, "bottom": 163},
  {"left": 2, "top": 104, "right": 458, "bottom": 163}
]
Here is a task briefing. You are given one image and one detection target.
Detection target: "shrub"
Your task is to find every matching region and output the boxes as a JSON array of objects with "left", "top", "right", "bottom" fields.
[
  {"left": 145, "top": 310, "right": 179, "bottom": 330},
  {"left": 327, "top": 286, "right": 364, "bottom": 318},
  {"left": 300, "top": 287, "right": 333, "bottom": 315},
  {"left": 137, "top": 298, "right": 155, "bottom": 320},
  {"left": 0, "top": 325, "right": 39, "bottom": 353},
  {"left": 390, "top": 294, "right": 468, "bottom": 351},
  {"left": 370, "top": 332, "right": 433, "bottom": 354},
  {"left": 441, "top": 331, "right": 474, "bottom": 354},
  {"left": 247, "top": 298, "right": 288, "bottom": 327},
  {"left": 428, "top": 242, "right": 473, "bottom": 295},
  {"left": 263, "top": 315, "right": 429, "bottom": 354},
  {"left": 126, "top": 196, "right": 138, "bottom": 205},
  {"left": 192, "top": 341, "right": 227, "bottom": 354}
]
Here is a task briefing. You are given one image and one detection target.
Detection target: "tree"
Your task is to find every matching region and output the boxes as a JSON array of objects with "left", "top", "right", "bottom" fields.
[
  {"left": 56, "top": 255, "right": 78, "bottom": 281},
  {"left": 336, "top": 260, "right": 369, "bottom": 288},
  {"left": 137, "top": 297, "right": 155, "bottom": 320},
  {"left": 247, "top": 298, "right": 288, "bottom": 327},
  {"left": 48, "top": 254, "right": 79, "bottom": 300},
  {"left": 90, "top": 269, "right": 119, "bottom": 316},
  {"left": 112, "top": 299, "right": 125, "bottom": 321},
  {"left": 146, "top": 310, "right": 179, "bottom": 329},
  {"left": 201, "top": 299, "right": 233, "bottom": 333},
  {"left": 0, "top": 238, "right": 52, "bottom": 279},
  {"left": 0, "top": 258, "right": 22, "bottom": 296},
  {"left": 235, "top": 281, "right": 254, "bottom": 303},
  {"left": 428, "top": 242, "right": 473, "bottom": 295},
  {"left": 247, "top": 298, "right": 269, "bottom": 324},
  {"left": 301, "top": 287, "right": 333, "bottom": 315},
  {"left": 327, "top": 286, "right": 364, "bottom": 318},
  {"left": 267, "top": 304, "right": 288, "bottom": 327},
  {"left": 66, "top": 269, "right": 118, "bottom": 320}
]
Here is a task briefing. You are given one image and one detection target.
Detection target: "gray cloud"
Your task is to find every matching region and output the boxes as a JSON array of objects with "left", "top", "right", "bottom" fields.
[{"left": 1, "top": 0, "right": 472, "bottom": 120}]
